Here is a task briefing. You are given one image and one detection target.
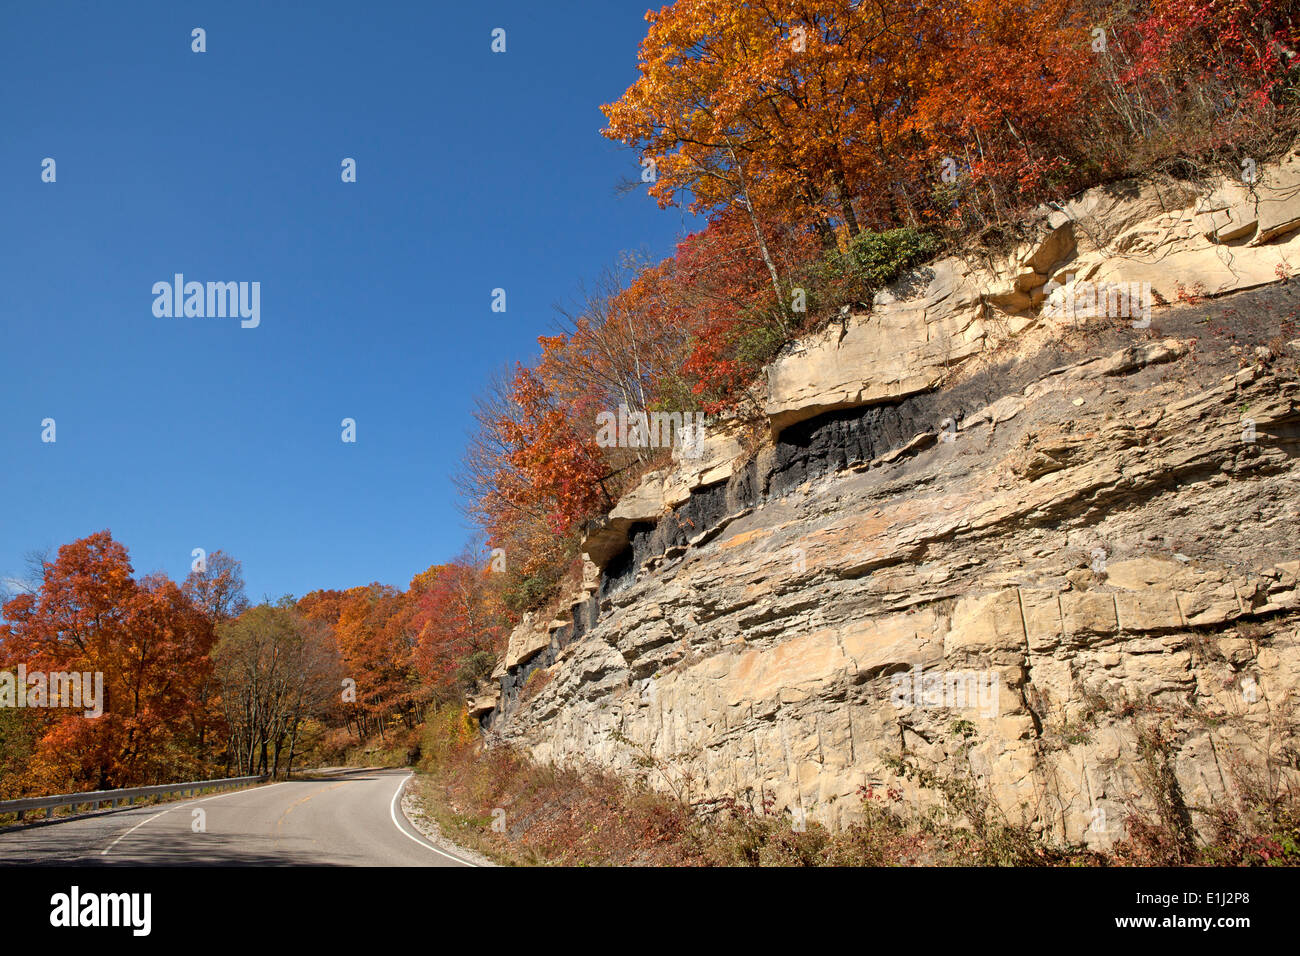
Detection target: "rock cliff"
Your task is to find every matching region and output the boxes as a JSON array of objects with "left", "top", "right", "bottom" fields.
[{"left": 475, "top": 151, "right": 1300, "bottom": 847}]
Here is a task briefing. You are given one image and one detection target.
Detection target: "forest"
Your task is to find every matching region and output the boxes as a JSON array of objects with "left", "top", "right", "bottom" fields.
[{"left": 0, "top": 534, "right": 501, "bottom": 794}]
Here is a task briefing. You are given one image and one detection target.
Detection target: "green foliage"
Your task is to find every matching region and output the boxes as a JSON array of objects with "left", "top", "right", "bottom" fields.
[
  {"left": 502, "top": 568, "right": 560, "bottom": 614},
  {"left": 416, "top": 704, "right": 479, "bottom": 773},
  {"left": 732, "top": 318, "right": 788, "bottom": 372},
  {"left": 454, "top": 650, "right": 497, "bottom": 690},
  {"left": 819, "top": 227, "right": 944, "bottom": 301}
]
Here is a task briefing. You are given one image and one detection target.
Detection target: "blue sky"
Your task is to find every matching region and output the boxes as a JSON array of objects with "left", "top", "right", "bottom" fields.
[{"left": 0, "top": 1, "right": 695, "bottom": 602}]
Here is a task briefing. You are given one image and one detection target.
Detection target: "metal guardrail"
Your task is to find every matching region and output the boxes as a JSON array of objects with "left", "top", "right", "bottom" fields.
[{"left": 0, "top": 774, "right": 267, "bottom": 825}]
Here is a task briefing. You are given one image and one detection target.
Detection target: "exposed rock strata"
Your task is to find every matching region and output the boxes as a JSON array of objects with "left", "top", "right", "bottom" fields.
[{"left": 478, "top": 152, "right": 1300, "bottom": 846}]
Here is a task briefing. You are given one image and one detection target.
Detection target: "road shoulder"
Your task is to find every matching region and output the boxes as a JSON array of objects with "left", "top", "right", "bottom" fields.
[{"left": 400, "top": 780, "right": 497, "bottom": 868}]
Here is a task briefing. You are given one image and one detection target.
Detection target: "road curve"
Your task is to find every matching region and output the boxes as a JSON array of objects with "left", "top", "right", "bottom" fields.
[{"left": 0, "top": 768, "right": 475, "bottom": 867}]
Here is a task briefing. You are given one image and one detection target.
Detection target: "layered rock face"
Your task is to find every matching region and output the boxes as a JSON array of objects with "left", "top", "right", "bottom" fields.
[{"left": 478, "top": 153, "right": 1300, "bottom": 847}]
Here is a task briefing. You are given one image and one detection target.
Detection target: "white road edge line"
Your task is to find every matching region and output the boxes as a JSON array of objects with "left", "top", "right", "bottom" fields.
[
  {"left": 388, "top": 771, "right": 478, "bottom": 868},
  {"left": 100, "top": 780, "right": 293, "bottom": 857}
]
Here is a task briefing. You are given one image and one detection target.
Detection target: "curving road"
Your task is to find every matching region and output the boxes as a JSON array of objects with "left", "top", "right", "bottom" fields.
[{"left": 0, "top": 768, "right": 475, "bottom": 867}]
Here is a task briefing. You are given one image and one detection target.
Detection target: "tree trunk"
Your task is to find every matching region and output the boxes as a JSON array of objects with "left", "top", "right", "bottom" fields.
[
  {"left": 286, "top": 720, "right": 300, "bottom": 779},
  {"left": 830, "top": 151, "right": 861, "bottom": 237},
  {"left": 726, "top": 143, "right": 788, "bottom": 330}
]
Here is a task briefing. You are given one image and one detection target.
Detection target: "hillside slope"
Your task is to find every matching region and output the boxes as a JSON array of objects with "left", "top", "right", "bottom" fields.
[{"left": 475, "top": 154, "right": 1300, "bottom": 849}]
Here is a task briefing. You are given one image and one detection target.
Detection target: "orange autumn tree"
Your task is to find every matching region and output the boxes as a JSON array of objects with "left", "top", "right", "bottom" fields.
[
  {"left": 462, "top": 261, "right": 700, "bottom": 604},
  {"left": 298, "top": 584, "right": 425, "bottom": 739},
  {"left": 669, "top": 205, "right": 822, "bottom": 407},
  {"left": 0, "top": 531, "right": 219, "bottom": 793},
  {"left": 607, "top": 0, "right": 1298, "bottom": 236},
  {"left": 602, "top": 1, "right": 921, "bottom": 248}
]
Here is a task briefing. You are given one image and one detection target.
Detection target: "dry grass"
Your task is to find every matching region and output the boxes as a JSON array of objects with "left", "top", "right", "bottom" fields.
[{"left": 405, "top": 702, "right": 1300, "bottom": 867}]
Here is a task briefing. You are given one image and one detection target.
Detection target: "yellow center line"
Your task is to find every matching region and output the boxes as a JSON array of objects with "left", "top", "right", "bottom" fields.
[{"left": 274, "top": 782, "right": 347, "bottom": 839}]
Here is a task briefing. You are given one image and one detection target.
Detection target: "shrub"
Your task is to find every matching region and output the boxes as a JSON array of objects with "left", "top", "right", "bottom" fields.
[
  {"left": 816, "top": 227, "right": 944, "bottom": 303},
  {"left": 454, "top": 650, "right": 497, "bottom": 690},
  {"left": 502, "top": 566, "right": 564, "bottom": 614}
]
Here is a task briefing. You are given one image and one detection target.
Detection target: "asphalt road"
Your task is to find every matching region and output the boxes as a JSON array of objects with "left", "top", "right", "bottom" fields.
[{"left": 0, "top": 768, "right": 475, "bottom": 867}]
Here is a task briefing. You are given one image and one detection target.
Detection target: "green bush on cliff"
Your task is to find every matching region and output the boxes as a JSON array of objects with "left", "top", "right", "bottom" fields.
[{"left": 816, "top": 227, "right": 943, "bottom": 303}]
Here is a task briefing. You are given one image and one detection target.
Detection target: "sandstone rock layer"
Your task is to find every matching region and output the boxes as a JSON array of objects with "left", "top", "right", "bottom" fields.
[{"left": 479, "top": 154, "right": 1300, "bottom": 847}]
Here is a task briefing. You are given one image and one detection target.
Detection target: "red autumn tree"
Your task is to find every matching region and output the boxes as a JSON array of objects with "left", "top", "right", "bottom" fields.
[
  {"left": 409, "top": 554, "right": 506, "bottom": 700},
  {"left": 493, "top": 364, "right": 612, "bottom": 538}
]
